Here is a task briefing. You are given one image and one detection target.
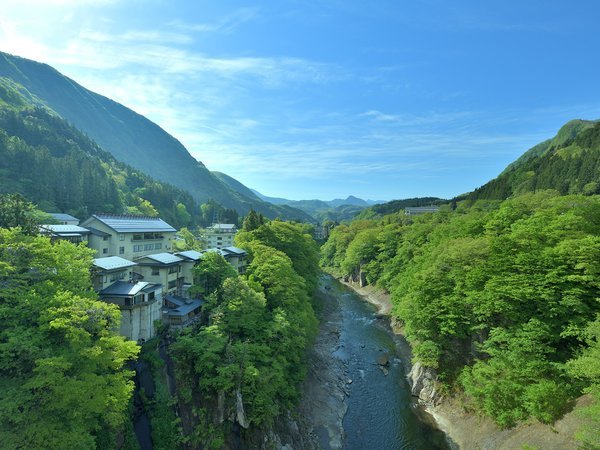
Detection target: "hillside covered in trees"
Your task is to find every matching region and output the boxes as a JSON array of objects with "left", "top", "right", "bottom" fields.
[
  {"left": 466, "top": 119, "right": 600, "bottom": 200},
  {"left": 321, "top": 117, "right": 600, "bottom": 449}
]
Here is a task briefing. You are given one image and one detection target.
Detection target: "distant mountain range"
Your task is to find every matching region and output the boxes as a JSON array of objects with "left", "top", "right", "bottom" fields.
[
  {"left": 0, "top": 51, "right": 311, "bottom": 222},
  {"left": 248, "top": 191, "right": 385, "bottom": 222}
]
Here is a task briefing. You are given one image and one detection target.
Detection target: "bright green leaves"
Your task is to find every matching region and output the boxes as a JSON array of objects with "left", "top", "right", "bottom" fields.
[
  {"left": 0, "top": 229, "right": 138, "bottom": 449},
  {"left": 321, "top": 192, "right": 600, "bottom": 429},
  {"left": 173, "top": 219, "right": 319, "bottom": 442}
]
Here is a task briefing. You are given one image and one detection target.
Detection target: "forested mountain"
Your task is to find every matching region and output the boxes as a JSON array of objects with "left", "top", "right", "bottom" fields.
[
  {"left": 0, "top": 96, "right": 208, "bottom": 228},
  {"left": 467, "top": 119, "right": 600, "bottom": 200},
  {"left": 0, "top": 52, "right": 309, "bottom": 220}
]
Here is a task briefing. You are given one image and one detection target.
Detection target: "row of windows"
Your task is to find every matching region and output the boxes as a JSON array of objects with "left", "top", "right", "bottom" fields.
[
  {"left": 132, "top": 233, "right": 164, "bottom": 241},
  {"left": 133, "top": 243, "right": 162, "bottom": 252}
]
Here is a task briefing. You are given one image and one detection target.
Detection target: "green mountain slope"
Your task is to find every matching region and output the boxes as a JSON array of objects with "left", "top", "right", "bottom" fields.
[
  {"left": 468, "top": 119, "right": 600, "bottom": 200},
  {"left": 0, "top": 52, "right": 307, "bottom": 220},
  {"left": 0, "top": 83, "right": 208, "bottom": 228}
]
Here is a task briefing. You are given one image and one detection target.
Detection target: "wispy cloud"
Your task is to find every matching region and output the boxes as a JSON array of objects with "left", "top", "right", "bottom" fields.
[{"left": 168, "top": 7, "right": 261, "bottom": 34}]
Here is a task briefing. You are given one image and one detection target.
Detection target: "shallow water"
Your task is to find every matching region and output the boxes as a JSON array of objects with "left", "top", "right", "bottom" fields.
[{"left": 329, "top": 279, "right": 450, "bottom": 450}]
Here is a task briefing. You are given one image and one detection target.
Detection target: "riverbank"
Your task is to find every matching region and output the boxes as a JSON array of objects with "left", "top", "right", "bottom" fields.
[{"left": 339, "top": 278, "right": 582, "bottom": 450}]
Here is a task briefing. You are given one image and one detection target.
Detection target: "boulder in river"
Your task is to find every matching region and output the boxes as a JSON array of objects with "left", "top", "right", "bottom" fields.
[{"left": 377, "top": 354, "right": 390, "bottom": 366}]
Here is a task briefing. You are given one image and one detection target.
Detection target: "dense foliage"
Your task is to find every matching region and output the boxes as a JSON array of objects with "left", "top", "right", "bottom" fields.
[
  {"left": 171, "top": 220, "right": 319, "bottom": 447},
  {"left": 322, "top": 192, "right": 600, "bottom": 435},
  {"left": 0, "top": 228, "right": 139, "bottom": 448}
]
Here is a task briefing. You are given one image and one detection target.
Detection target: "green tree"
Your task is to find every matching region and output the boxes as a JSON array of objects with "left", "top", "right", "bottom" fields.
[
  {"left": 567, "top": 316, "right": 600, "bottom": 448},
  {"left": 0, "top": 193, "right": 40, "bottom": 234},
  {"left": 190, "top": 251, "right": 238, "bottom": 299},
  {"left": 0, "top": 229, "right": 139, "bottom": 448}
]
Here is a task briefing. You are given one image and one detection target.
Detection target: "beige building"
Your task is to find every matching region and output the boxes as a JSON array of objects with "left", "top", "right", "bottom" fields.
[
  {"left": 204, "top": 223, "right": 237, "bottom": 249},
  {"left": 134, "top": 252, "right": 185, "bottom": 296},
  {"left": 93, "top": 256, "right": 162, "bottom": 342},
  {"left": 80, "top": 214, "right": 176, "bottom": 260}
]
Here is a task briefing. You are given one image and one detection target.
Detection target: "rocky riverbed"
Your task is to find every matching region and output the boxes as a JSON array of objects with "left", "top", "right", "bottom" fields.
[
  {"left": 340, "top": 279, "right": 583, "bottom": 450},
  {"left": 287, "top": 275, "right": 449, "bottom": 450}
]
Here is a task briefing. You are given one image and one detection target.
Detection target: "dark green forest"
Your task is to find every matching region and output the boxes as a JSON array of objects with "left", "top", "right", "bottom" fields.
[
  {"left": 0, "top": 103, "right": 241, "bottom": 228},
  {"left": 467, "top": 119, "right": 600, "bottom": 200}
]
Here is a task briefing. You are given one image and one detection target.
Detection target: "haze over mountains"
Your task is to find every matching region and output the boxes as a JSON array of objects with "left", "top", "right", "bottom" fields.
[
  {"left": 0, "top": 51, "right": 313, "bottom": 222},
  {"left": 0, "top": 50, "right": 599, "bottom": 227}
]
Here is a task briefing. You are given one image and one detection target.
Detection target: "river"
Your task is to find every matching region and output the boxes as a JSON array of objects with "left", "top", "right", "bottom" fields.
[{"left": 322, "top": 276, "right": 450, "bottom": 450}]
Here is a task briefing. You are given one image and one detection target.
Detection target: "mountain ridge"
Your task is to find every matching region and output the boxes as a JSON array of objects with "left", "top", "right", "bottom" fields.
[{"left": 0, "top": 51, "right": 309, "bottom": 221}]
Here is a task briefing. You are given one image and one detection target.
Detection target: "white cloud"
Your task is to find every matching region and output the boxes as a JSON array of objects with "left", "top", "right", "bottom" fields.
[{"left": 168, "top": 7, "right": 261, "bottom": 34}]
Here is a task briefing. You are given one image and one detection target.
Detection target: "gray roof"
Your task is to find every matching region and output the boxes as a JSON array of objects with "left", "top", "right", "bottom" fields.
[
  {"left": 40, "top": 224, "right": 90, "bottom": 235},
  {"left": 176, "top": 250, "right": 203, "bottom": 261},
  {"left": 93, "top": 256, "right": 137, "bottom": 271},
  {"left": 100, "top": 281, "right": 161, "bottom": 297},
  {"left": 87, "top": 214, "right": 176, "bottom": 233},
  {"left": 137, "top": 252, "right": 183, "bottom": 265},
  {"left": 208, "top": 223, "right": 237, "bottom": 231},
  {"left": 50, "top": 213, "right": 79, "bottom": 222},
  {"left": 164, "top": 295, "right": 204, "bottom": 316},
  {"left": 86, "top": 227, "right": 112, "bottom": 238},
  {"left": 222, "top": 246, "right": 247, "bottom": 256}
]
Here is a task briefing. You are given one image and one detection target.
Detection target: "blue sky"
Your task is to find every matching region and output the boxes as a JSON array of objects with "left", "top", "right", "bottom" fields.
[{"left": 1, "top": 0, "right": 600, "bottom": 201}]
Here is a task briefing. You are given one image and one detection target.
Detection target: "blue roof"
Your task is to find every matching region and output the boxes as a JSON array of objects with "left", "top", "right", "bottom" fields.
[
  {"left": 136, "top": 252, "right": 183, "bottom": 265},
  {"left": 164, "top": 295, "right": 204, "bottom": 316},
  {"left": 87, "top": 214, "right": 176, "bottom": 233},
  {"left": 100, "top": 281, "right": 161, "bottom": 297},
  {"left": 40, "top": 224, "right": 90, "bottom": 235},
  {"left": 176, "top": 250, "right": 203, "bottom": 261},
  {"left": 93, "top": 256, "right": 137, "bottom": 271}
]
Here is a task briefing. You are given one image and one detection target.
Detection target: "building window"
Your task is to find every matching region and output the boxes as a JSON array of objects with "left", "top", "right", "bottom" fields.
[
  {"left": 152, "top": 268, "right": 159, "bottom": 276},
  {"left": 103, "top": 236, "right": 109, "bottom": 241},
  {"left": 168, "top": 280, "right": 177, "bottom": 289},
  {"left": 102, "top": 248, "right": 108, "bottom": 254},
  {"left": 133, "top": 245, "right": 143, "bottom": 252},
  {"left": 119, "top": 246, "right": 125, "bottom": 255},
  {"left": 168, "top": 266, "right": 178, "bottom": 274},
  {"left": 144, "top": 243, "right": 153, "bottom": 251},
  {"left": 154, "top": 243, "right": 162, "bottom": 250},
  {"left": 119, "top": 234, "right": 125, "bottom": 241}
]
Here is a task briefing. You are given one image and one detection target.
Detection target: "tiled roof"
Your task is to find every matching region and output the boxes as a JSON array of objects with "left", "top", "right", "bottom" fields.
[
  {"left": 208, "top": 223, "right": 237, "bottom": 231},
  {"left": 87, "top": 214, "right": 176, "bottom": 233},
  {"left": 164, "top": 295, "right": 204, "bottom": 316},
  {"left": 40, "top": 224, "right": 90, "bottom": 235},
  {"left": 86, "top": 227, "right": 111, "bottom": 237},
  {"left": 93, "top": 256, "right": 137, "bottom": 271},
  {"left": 137, "top": 252, "right": 183, "bottom": 265},
  {"left": 176, "top": 250, "right": 203, "bottom": 261},
  {"left": 100, "top": 281, "right": 153, "bottom": 296}
]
